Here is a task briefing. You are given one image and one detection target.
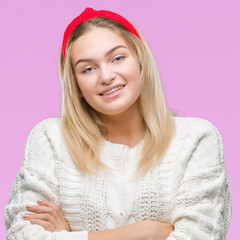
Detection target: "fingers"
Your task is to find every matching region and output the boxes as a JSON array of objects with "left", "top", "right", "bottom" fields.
[
  {"left": 26, "top": 204, "right": 58, "bottom": 220},
  {"left": 23, "top": 199, "right": 70, "bottom": 232},
  {"left": 37, "top": 199, "right": 58, "bottom": 209},
  {"left": 24, "top": 209, "right": 59, "bottom": 231},
  {"left": 27, "top": 218, "right": 55, "bottom": 232},
  {"left": 24, "top": 212, "right": 56, "bottom": 224},
  {"left": 35, "top": 199, "right": 65, "bottom": 221},
  {"left": 26, "top": 204, "right": 52, "bottom": 213}
]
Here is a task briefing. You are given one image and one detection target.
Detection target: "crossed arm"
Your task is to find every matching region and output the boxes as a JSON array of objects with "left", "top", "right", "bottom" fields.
[
  {"left": 24, "top": 199, "right": 174, "bottom": 240},
  {"left": 4, "top": 121, "right": 174, "bottom": 240},
  {"left": 4, "top": 119, "right": 231, "bottom": 240}
]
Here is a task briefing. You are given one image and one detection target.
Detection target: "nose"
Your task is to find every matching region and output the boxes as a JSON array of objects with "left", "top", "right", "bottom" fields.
[{"left": 99, "top": 65, "right": 115, "bottom": 84}]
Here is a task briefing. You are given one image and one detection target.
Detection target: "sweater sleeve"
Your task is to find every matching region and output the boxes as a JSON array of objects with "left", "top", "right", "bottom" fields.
[
  {"left": 166, "top": 120, "right": 232, "bottom": 240},
  {"left": 4, "top": 119, "right": 89, "bottom": 240}
]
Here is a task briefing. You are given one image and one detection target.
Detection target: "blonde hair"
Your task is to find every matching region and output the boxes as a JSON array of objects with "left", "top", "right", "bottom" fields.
[{"left": 59, "top": 17, "right": 176, "bottom": 179}]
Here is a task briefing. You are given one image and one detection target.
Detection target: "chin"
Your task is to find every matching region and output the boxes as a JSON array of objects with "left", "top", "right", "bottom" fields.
[{"left": 97, "top": 107, "right": 128, "bottom": 116}]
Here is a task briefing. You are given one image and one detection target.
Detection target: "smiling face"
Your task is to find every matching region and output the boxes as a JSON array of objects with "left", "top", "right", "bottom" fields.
[{"left": 71, "top": 27, "right": 142, "bottom": 118}]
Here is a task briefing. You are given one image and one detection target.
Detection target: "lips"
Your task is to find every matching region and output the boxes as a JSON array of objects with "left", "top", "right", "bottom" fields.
[{"left": 99, "top": 85, "right": 125, "bottom": 96}]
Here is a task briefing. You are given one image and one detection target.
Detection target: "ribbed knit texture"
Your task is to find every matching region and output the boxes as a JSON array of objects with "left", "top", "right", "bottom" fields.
[{"left": 4, "top": 116, "right": 232, "bottom": 240}]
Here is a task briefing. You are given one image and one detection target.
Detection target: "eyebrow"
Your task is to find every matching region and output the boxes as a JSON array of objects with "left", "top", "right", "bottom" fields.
[{"left": 74, "top": 45, "right": 127, "bottom": 67}]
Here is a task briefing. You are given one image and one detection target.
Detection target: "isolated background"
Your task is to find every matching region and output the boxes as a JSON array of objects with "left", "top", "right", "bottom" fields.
[{"left": 0, "top": 0, "right": 239, "bottom": 239}]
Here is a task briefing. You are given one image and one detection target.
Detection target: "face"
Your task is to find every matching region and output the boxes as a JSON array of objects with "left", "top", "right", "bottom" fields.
[{"left": 71, "top": 28, "right": 142, "bottom": 118}]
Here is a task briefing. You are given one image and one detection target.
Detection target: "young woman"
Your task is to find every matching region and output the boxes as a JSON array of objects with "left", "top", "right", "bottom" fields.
[{"left": 4, "top": 7, "right": 231, "bottom": 240}]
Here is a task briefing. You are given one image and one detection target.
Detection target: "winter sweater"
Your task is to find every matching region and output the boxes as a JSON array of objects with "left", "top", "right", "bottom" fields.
[{"left": 4, "top": 116, "right": 232, "bottom": 240}]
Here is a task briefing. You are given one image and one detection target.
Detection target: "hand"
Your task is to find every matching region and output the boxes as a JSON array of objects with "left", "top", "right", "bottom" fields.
[
  {"left": 23, "top": 199, "right": 70, "bottom": 232},
  {"left": 140, "top": 219, "right": 174, "bottom": 240}
]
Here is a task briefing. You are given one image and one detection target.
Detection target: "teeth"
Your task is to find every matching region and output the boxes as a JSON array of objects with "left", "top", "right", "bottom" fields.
[{"left": 102, "top": 86, "right": 124, "bottom": 96}]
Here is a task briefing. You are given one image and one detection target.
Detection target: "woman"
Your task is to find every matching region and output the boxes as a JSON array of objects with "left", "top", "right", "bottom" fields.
[{"left": 4, "top": 7, "right": 231, "bottom": 240}]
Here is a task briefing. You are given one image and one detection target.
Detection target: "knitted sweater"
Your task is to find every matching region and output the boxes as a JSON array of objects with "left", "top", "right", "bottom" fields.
[{"left": 4, "top": 116, "right": 232, "bottom": 240}]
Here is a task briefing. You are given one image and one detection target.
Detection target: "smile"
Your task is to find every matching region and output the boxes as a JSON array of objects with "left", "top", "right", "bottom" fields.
[{"left": 100, "top": 85, "right": 125, "bottom": 96}]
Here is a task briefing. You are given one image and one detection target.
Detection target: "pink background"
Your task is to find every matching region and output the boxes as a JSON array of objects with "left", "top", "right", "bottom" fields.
[{"left": 0, "top": 0, "right": 239, "bottom": 239}]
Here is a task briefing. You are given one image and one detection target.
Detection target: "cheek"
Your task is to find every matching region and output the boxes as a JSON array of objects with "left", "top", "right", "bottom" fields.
[
  {"left": 77, "top": 81, "right": 98, "bottom": 105},
  {"left": 76, "top": 77, "right": 92, "bottom": 94},
  {"left": 78, "top": 85, "right": 91, "bottom": 98},
  {"left": 125, "top": 59, "right": 141, "bottom": 79},
  {"left": 127, "top": 65, "right": 141, "bottom": 85}
]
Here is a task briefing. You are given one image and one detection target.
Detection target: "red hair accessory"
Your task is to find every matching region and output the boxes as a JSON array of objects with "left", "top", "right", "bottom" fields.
[{"left": 62, "top": 7, "right": 140, "bottom": 59}]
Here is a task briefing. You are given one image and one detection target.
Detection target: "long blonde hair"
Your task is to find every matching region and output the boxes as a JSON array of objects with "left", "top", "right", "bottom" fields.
[{"left": 59, "top": 17, "right": 176, "bottom": 179}]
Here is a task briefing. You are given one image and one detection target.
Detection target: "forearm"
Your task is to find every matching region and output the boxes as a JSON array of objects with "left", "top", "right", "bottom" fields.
[
  {"left": 88, "top": 222, "right": 144, "bottom": 240},
  {"left": 88, "top": 220, "right": 173, "bottom": 240}
]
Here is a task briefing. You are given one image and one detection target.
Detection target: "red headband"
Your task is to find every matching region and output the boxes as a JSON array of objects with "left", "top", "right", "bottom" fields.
[{"left": 62, "top": 7, "right": 140, "bottom": 60}]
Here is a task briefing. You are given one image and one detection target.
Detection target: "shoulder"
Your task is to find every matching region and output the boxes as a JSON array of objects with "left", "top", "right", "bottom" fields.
[
  {"left": 172, "top": 116, "right": 224, "bottom": 167},
  {"left": 23, "top": 117, "right": 63, "bottom": 165},
  {"left": 173, "top": 116, "right": 222, "bottom": 140},
  {"left": 30, "top": 117, "right": 61, "bottom": 134},
  {"left": 27, "top": 117, "right": 62, "bottom": 145}
]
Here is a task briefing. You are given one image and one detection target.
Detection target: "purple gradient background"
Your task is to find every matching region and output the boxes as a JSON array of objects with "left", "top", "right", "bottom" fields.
[{"left": 0, "top": 0, "right": 239, "bottom": 239}]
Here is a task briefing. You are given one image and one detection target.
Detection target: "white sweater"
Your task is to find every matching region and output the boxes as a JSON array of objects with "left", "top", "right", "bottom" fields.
[{"left": 4, "top": 116, "right": 232, "bottom": 240}]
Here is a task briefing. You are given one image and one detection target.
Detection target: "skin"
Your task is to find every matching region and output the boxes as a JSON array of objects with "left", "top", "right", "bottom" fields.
[
  {"left": 71, "top": 27, "right": 144, "bottom": 147},
  {"left": 23, "top": 28, "right": 174, "bottom": 239},
  {"left": 24, "top": 200, "right": 174, "bottom": 239},
  {"left": 23, "top": 199, "right": 70, "bottom": 232}
]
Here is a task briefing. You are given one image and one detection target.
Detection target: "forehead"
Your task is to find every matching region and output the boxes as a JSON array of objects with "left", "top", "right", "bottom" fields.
[{"left": 71, "top": 28, "right": 129, "bottom": 59}]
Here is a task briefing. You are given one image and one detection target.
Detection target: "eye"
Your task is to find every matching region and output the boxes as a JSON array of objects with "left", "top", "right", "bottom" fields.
[
  {"left": 82, "top": 67, "right": 94, "bottom": 74},
  {"left": 113, "top": 56, "right": 124, "bottom": 63}
]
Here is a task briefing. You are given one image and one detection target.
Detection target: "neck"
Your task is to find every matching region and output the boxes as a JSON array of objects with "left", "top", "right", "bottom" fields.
[{"left": 99, "top": 104, "right": 145, "bottom": 148}]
